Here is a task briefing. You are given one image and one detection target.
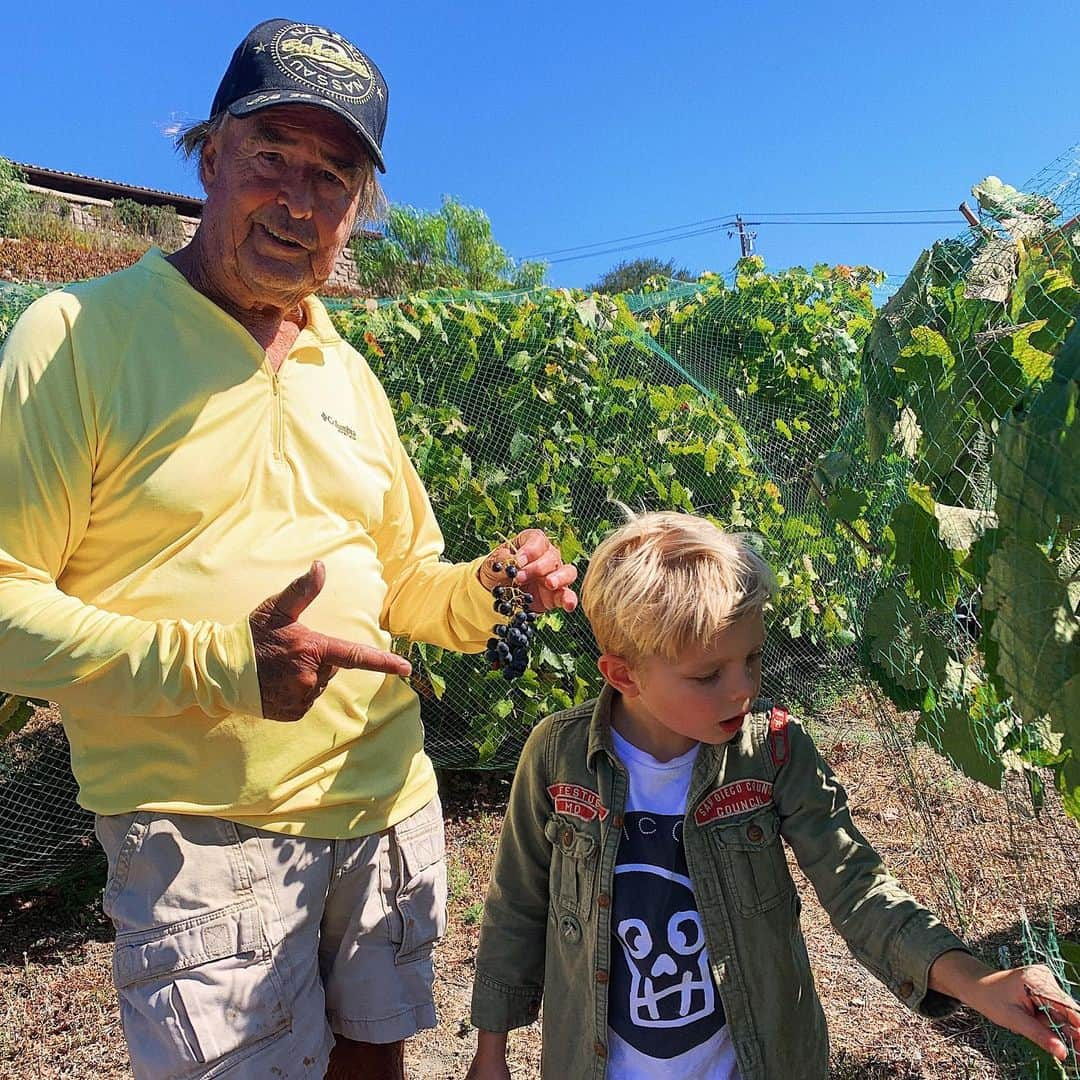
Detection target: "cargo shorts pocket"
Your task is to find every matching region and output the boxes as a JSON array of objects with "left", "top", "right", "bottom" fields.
[
  {"left": 96, "top": 811, "right": 152, "bottom": 912},
  {"left": 389, "top": 801, "right": 448, "bottom": 965},
  {"left": 710, "top": 806, "right": 793, "bottom": 918},
  {"left": 112, "top": 898, "right": 290, "bottom": 1078}
]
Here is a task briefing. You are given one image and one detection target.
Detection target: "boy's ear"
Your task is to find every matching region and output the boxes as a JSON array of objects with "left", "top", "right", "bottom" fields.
[{"left": 598, "top": 653, "right": 642, "bottom": 697}]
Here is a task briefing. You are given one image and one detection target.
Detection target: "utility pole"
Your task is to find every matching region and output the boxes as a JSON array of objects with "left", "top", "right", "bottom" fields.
[{"left": 728, "top": 215, "right": 757, "bottom": 258}]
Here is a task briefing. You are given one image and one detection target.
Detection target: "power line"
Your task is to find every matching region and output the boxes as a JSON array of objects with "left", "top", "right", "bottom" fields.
[
  {"left": 541, "top": 218, "right": 961, "bottom": 265},
  {"left": 524, "top": 208, "right": 959, "bottom": 259},
  {"left": 524, "top": 214, "right": 736, "bottom": 258},
  {"left": 745, "top": 208, "right": 955, "bottom": 216},
  {"left": 543, "top": 224, "right": 731, "bottom": 264},
  {"left": 750, "top": 219, "right": 958, "bottom": 225}
]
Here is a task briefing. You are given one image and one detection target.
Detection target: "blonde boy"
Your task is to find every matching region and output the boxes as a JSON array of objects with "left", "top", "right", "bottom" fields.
[{"left": 467, "top": 511, "right": 1078, "bottom": 1079}]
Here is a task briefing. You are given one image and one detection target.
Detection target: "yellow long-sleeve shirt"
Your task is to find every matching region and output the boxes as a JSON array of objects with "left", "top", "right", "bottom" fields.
[{"left": 0, "top": 248, "right": 494, "bottom": 837}]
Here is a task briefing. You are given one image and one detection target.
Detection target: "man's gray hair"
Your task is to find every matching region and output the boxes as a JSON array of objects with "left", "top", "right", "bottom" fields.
[{"left": 174, "top": 114, "right": 228, "bottom": 164}]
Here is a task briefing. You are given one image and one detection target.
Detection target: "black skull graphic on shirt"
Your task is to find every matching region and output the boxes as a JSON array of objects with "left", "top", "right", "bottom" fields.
[{"left": 610, "top": 811, "right": 725, "bottom": 1058}]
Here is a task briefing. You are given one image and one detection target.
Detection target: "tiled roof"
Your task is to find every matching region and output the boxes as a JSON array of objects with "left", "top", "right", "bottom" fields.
[{"left": 13, "top": 162, "right": 204, "bottom": 216}]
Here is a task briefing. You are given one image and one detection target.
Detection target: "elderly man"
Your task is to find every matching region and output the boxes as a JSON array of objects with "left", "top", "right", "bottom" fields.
[{"left": 0, "top": 19, "right": 576, "bottom": 1080}]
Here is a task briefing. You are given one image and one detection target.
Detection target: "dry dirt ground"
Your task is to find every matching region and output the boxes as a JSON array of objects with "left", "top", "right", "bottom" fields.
[{"left": 1, "top": 692, "right": 1078, "bottom": 1079}]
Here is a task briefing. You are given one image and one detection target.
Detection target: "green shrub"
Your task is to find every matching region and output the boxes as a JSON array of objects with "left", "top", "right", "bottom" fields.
[
  {"left": 0, "top": 158, "right": 31, "bottom": 236},
  {"left": 96, "top": 198, "right": 186, "bottom": 251},
  {"left": 331, "top": 264, "right": 885, "bottom": 763}
]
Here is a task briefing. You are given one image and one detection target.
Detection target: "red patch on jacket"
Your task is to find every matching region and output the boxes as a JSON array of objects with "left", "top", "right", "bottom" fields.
[
  {"left": 768, "top": 706, "right": 790, "bottom": 769},
  {"left": 547, "top": 783, "right": 609, "bottom": 822},
  {"left": 694, "top": 779, "right": 774, "bottom": 824}
]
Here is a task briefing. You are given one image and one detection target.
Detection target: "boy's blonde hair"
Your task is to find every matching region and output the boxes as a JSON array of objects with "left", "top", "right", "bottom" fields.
[{"left": 580, "top": 510, "right": 776, "bottom": 664}]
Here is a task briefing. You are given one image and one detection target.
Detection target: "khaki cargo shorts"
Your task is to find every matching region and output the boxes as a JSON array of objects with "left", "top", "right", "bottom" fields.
[{"left": 94, "top": 796, "right": 447, "bottom": 1079}]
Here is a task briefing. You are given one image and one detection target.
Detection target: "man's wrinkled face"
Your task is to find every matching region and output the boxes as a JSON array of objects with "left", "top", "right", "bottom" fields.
[{"left": 198, "top": 105, "right": 369, "bottom": 311}]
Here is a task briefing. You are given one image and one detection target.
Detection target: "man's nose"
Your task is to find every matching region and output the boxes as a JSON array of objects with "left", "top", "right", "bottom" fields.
[{"left": 277, "top": 168, "right": 314, "bottom": 219}]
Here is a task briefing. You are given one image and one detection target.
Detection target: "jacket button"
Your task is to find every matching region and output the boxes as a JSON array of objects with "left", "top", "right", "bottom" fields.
[
  {"left": 746, "top": 824, "right": 764, "bottom": 842},
  {"left": 594, "top": 1041, "right": 607, "bottom": 1058},
  {"left": 611, "top": 814, "right": 624, "bottom": 830},
  {"left": 898, "top": 980, "right": 914, "bottom": 998},
  {"left": 561, "top": 827, "right": 574, "bottom": 846},
  {"left": 597, "top": 892, "right": 611, "bottom": 909},
  {"left": 595, "top": 970, "right": 609, "bottom": 984}
]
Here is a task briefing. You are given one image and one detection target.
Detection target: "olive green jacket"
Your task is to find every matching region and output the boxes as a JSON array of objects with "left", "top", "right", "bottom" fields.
[{"left": 470, "top": 685, "right": 967, "bottom": 1079}]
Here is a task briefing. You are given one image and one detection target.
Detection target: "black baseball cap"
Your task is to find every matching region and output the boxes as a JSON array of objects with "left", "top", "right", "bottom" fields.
[{"left": 210, "top": 19, "right": 389, "bottom": 172}]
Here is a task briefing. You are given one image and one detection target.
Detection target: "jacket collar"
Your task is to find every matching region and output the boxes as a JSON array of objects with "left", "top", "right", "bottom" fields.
[
  {"left": 585, "top": 682, "right": 727, "bottom": 776},
  {"left": 586, "top": 683, "right": 618, "bottom": 770}
]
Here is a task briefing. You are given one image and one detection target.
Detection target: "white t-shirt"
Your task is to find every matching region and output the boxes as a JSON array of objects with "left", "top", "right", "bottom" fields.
[{"left": 608, "top": 729, "right": 740, "bottom": 1080}]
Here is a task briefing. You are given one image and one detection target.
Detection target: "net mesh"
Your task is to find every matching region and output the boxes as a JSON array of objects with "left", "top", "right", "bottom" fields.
[
  {"left": 0, "top": 145, "right": 1078, "bottom": 1076},
  {"left": 853, "top": 144, "right": 1080, "bottom": 1077},
  {"left": 328, "top": 263, "right": 893, "bottom": 768}
]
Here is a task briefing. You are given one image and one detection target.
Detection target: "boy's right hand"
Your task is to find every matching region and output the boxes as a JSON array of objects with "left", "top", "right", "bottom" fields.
[
  {"left": 929, "top": 951, "right": 1080, "bottom": 1061},
  {"left": 465, "top": 1030, "right": 511, "bottom": 1080}
]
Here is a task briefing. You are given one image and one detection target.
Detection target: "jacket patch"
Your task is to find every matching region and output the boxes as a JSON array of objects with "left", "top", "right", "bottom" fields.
[
  {"left": 694, "top": 779, "right": 774, "bottom": 824},
  {"left": 768, "top": 706, "right": 790, "bottom": 769},
  {"left": 547, "top": 783, "right": 609, "bottom": 822}
]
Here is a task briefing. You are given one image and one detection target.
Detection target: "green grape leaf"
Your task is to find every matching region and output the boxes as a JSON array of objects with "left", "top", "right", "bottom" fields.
[
  {"left": 509, "top": 431, "right": 532, "bottom": 461},
  {"left": 901, "top": 325, "right": 954, "bottom": 373},
  {"left": 911, "top": 377, "right": 984, "bottom": 505},
  {"left": 558, "top": 526, "right": 584, "bottom": 565},
  {"left": 427, "top": 671, "right": 447, "bottom": 700},
  {"left": 1057, "top": 753, "right": 1080, "bottom": 822},
  {"left": 1051, "top": 673, "right": 1080, "bottom": 752},
  {"left": 886, "top": 486, "right": 961, "bottom": 608},
  {"left": 1058, "top": 939, "right": 1080, "bottom": 992},
  {"left": 994, "top": 320, "right": 1080, "bottom": 539},
  {"left": 864, "top": 398, "right": 895, "bottom": 463},
  {"left": 915, "top": 704, "right": 1005, "bottom": 789},
  {"left": 983, "top": 539, "right": 1079, "bottom": 729},
  {"left": 815, "top": 449, "right": 854, "bottom": 484},
  {"left": 976, "top": 336, "right": 1028, "bottom": 419},
  {"left": 864, "top": 587, "right": 949, "bottom": 707},
  {"left": 1013, "top": 250, "right": 1080, "bottom": 355},
  {"left": 1026, "top": 769, "right": 1046, "bottom": 812},
  {"left": 0, "top": 694, "right": 36, "bottom": 739},
  {"left": 1002, "top": 712, "right": 1066, "bottom": 770},
  {"left": 826, "top": 487, "right": 869, "bottom": 522},
  {"left": 963, "top": 527, "right": 999, "bottom": 581},
  {"left": 1012, "top": 321, "right": 1056, "bottom": 383}
]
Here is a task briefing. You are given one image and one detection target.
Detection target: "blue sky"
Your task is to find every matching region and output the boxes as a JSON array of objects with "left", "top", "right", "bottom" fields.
[{"left": 4, "top": 1, "right": 1077, "bottom": 289}]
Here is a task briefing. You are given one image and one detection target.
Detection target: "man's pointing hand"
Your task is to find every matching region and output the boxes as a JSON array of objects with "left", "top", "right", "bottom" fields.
[{"left": 249, "top": 561, "right": 412, "bottom": 722}]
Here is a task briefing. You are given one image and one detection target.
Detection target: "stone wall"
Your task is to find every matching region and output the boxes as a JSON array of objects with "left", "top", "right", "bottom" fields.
[{"left": 326, "top": 244, "right": 362, "bottom": 291}]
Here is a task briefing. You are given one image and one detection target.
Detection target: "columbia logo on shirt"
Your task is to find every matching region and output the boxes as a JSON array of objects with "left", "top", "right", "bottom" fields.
[{"left": 322, "top": 412, "right": 358, "bottom": 441}]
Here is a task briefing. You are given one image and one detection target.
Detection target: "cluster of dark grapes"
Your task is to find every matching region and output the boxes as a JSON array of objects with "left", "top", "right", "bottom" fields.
[{"left": 484, "top": 559, "right": 538, "bottom": 680}]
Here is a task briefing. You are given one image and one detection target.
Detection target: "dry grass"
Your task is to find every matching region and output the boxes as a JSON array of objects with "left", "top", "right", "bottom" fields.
[{"left": 1, "top": 691, "right": 1077, "bottom": 1079}]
